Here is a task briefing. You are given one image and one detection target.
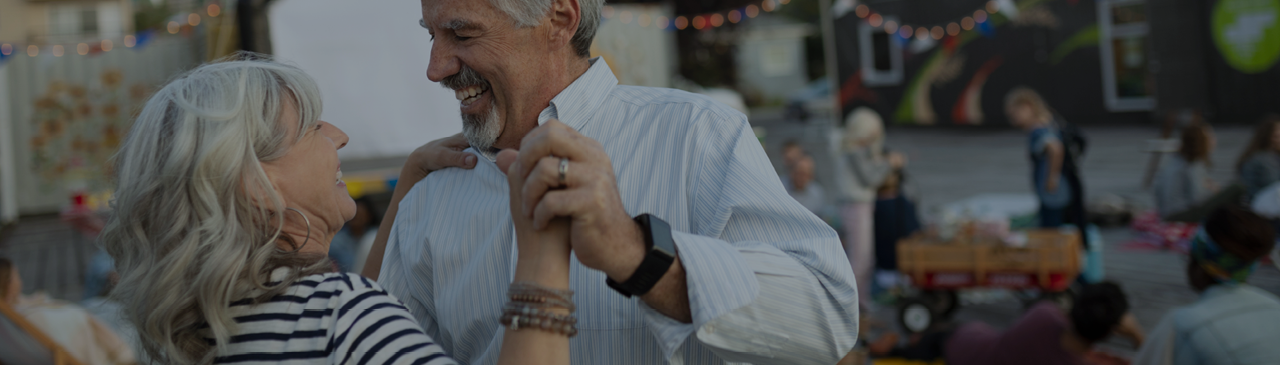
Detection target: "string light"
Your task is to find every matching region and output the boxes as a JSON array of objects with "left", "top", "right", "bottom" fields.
[
  {"left": 947, "top": 22, "right": 960, "bottom": 36},
  {"left": 853, "top": 2, "right": 1000, "bottom": 43},
  {"left": 974, "top": 10, "right": 988, "bottom": 23},
  {"left": 101, "top": 40, "right": 113, "bottom": 52},
  {"left": 692, "top": 15, "right": 706, "bottom": 30},
  {"left": 728, "top": 10, "right": 742, "bottom": 24},
  {"left": 746, "top": 5, "right": 760, "bottom": 18},
  {"left": 884, "top": 20, "right": 898, "bottom": 34},
  {"left": 189, "top": 13, "right": 201, "bottom": 26},
  {"left": 762, "top": 0, "right": 776, "bottom": 12},
  {"left": 77, "top": 43, "right": 89, "bottom": 55},
  {"left": 602, "top": 6, "right": 615, "bottom": 19},
  {"left": 620, "top": 10, "right": 632, "bottom": 24},
  {"left": 657, "top": 16, "right": 670, "bottom": 29},
  {"left": 916, "top": 30, "right": 929, "bottom": 40},
  {"left": 961, "top": 17, "right": 975, "bottom": 30},
  {"left": 710, "top": 13, "right": 724, "bottom": 27},
  {"left": 27, "top": 45, "right": 37, "bottom": 57},
  {"left": 675, "top": 16, "right": 688, "bottom": 30},
  {"left": 900, "top": 26, "right": 914, "bottom": 38},
  {"left": 868, "top": 13, "right": 883, "bottom": 27},
  {"left": 855, "top": 5, "right": 869, "bottom": 18},
  {"left": 208, "top": 4, "right": 221, "bottom": 17},
  {"left": 780, "top": 0, "right": 791, "bottom": 4},
  {"left": 124, "top": 35, "right": 136, "bottom": 47},
  {"left": 52, "top": 45, "right": 64, "bottom": 57},
  {"left": 0, "top": 44, "right": 11, "bottom": 56},
  {"left": 930, "top": 26, "right": 944, "bottom": 40},
  {"left": 638, "top": 13, "right": 651, "bottom": 27},
  {"left": 168, "top": 21, "right": 180, "bottom": 34},
  {"left": 986, "top": 1, "right": 999, "bottom": 14}
]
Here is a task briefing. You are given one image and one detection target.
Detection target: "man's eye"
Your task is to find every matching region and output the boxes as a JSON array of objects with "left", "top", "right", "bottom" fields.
[{"left": 455, "top": 35, "right": 472, "bottom": 41}]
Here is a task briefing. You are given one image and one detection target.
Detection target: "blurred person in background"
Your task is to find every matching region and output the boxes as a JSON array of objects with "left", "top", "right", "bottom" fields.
[
  {"left": 784, "top": 153, "right": 828, "bottom": 215},
  {"left": 1006, "top": 87, "right": 1072, "bottom": 228},
  {"left": 1236, "top": 115, "right": 1280, "bottom": 200},
  {"left": 835, "top": 107, "right": 906, "bottom": 307},
  {"left": 1132, "top": 206, "right": 1280, "bottom": 365},
  {"left": 867, "top": 282, "right": 1143, "bottom": 365},
  {"left": 781, "top": 139, "right": 806, "bottom": 173},
  {"left": 1152, "top": 124, "right": 1242, "bottom": 222},
  {"left": 100, "top": 56, "right": 580, "bottom": 365},
  {"left": 365, "top": 0, "right": 860, "bottom": 363},
  {"left": 871, "top": 169, "right": 919, "bottom": 299},
  {"left": 2, "top": 257, "right": 137, "bottom": 365},
  {"left": 328, "top": 196, "right": 379, "bottom": 272}
]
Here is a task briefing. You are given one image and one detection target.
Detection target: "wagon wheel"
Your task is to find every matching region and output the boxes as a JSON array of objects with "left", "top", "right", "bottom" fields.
[
  {"left": 897, "top": 297, "right": 935, "bottom": 334},
  {"left": 923, "top": 290, "right": 959, "bottom": 319}
]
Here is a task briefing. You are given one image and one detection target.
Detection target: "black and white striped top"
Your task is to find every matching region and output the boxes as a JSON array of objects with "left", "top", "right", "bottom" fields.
[{"left": 205, "top": 268, "right": 455, "bottom": 365}]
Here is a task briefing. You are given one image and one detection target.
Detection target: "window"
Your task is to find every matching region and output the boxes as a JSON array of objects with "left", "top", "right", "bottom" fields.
[
  {"left": 859, "top": 16, "right": 904, "bottom": 86},
  {"left": 80, "top": 8, "right": 99, "bottom": 34},
  {"left": 1098, "top": 0, "right": 1155, "bottom": 111}
]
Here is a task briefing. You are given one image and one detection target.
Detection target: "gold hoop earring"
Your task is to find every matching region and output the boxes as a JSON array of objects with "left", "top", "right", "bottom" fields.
[{"left": 284, "top": 207, "right": 311, "bottom": 252}]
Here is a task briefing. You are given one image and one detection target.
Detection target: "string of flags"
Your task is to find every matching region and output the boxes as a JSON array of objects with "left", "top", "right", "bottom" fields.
[
  {"left": 601, "top": 0, "right": 793, "bottom": 31},
  {"left": 0, "top": 3, "right": 222, "bottom": 63}
]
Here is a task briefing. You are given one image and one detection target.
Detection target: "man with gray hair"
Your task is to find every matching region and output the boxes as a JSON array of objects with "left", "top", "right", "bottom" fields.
[{"left": 365, "top": 0, "right": 860, "bottom": 363}]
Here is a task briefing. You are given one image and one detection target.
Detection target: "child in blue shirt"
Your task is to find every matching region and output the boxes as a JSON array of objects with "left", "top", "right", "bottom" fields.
[{"left": 1006, "top": 87, "right": 1071, "bottom": 227}]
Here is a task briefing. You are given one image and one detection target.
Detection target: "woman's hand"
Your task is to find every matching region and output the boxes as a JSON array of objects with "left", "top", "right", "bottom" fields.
[
  {"left": 402, "top": 133, "right": 477, "bottom": 184},
  {"left": 360, "top": 133, "right": 477, "bottom": 279},
  {"left": 497, "top": 149, "right": 572, "bottom": 288}
]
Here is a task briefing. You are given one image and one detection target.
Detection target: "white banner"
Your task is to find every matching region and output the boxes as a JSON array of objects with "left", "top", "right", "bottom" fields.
[{"left": 269, "top": 0, "right": 462, "bottom": 160}]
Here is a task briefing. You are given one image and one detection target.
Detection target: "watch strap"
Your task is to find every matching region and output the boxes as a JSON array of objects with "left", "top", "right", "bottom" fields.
[{"left": 606, "top": 214, "right": 676, "bottom": 297}]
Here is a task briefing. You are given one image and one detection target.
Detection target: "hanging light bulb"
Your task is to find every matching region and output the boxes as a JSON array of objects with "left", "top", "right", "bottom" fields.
[
  {"left": 77, "top": 43, "right": 89, "bottom": 55},
  {"left": 675, "top": 16, "right": 689, "bottom": 30},
  {"left": 884, "top": 20, "right": 898, "bottom": 34},
  {"left": 729, "top": 10, "right": 742, "bottom": 23},
  {"left": 947, "top": 23, "right": 960, "bottom": 36},
  {"left": 961, "top": 17, "right": 975, "bottom": 30},
  {"left": 746, "top": 5, "right": 760, "bottom": 18},
  {"left": 868, "top": 13, "right": 883, "bottom": 27}
]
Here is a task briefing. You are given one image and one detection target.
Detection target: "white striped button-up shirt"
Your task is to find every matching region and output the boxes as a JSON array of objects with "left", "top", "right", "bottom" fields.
[{"left": 378, "top": 58, "right": 859, "bottom": 365}]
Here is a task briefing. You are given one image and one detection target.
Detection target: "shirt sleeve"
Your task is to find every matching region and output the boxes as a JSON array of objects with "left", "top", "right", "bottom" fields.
[
  {"left": 334, "top": 274, "right": 456, "bottom": 365},
  {"left": 376, "top": 186, "right": 444, "bottom": 350},
  {"left": 844, "top": 149, "right": 892, "bottom": 190},
  {"left": 637, "top": 108, "right": 860, "bottom": 364},
  {"left": 1131, "top": 315, "right": 1175, "bottom": 365}
]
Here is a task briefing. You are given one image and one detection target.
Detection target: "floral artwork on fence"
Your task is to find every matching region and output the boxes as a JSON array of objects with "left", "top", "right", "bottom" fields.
[{"left": 28, "top": 69, "right": 152, "bottom": 198}]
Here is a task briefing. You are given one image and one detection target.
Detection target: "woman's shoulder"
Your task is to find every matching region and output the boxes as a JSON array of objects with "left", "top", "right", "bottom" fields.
[{"left": 293, "top": 272, "right": 387, "bottom": 295}]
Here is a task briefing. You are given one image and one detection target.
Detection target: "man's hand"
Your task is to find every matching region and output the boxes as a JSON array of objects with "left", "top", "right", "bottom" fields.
[{"left": 506, "top": 120, "right": 646, "bottom": 282}]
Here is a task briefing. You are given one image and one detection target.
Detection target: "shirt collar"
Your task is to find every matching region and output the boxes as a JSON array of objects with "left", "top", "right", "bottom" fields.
[{"left": 536, "top": 57, "right": 619, "bottom": 131}]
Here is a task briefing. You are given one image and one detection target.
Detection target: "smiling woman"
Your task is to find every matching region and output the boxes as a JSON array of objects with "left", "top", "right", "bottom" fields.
[{"left": 99, "top": 52, "right": 576, "bottom": 365}]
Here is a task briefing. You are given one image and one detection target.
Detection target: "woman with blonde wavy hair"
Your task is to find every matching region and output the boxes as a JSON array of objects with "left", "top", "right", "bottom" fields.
[
  {"left": 832, "top": 107, "right": 905, "bottom": 307},
  {"left": 100, "top": 55, "right": 576, "bottom": 364}
]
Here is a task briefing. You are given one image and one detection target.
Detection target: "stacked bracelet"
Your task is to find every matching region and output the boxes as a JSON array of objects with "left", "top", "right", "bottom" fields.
[{"left": 503, "top": 282, "right": 577, "bottom": 337}]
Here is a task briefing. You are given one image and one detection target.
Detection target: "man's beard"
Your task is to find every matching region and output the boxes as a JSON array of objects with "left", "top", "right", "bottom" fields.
[
  {"left": 462, "top": 102, "right": 501, "bottom": 159},
  {"left": 441, "top": 66, "right": 501, "bottom": 158}
]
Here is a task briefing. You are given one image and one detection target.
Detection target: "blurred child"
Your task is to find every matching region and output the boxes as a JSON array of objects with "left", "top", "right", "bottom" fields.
[{"left": 1005, "top": 87, "right": 1071, "bottom": 227}]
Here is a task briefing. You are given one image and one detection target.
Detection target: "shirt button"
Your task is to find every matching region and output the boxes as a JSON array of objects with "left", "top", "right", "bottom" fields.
[{"left": 705, "top": 324, "right": 715, "bottom": 334}]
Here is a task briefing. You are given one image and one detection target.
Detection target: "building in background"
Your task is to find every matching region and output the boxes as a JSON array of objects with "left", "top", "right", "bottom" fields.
[
  {"left": 736, "top": 13, "right": 816, "bottom": 104},
  {"left": 0, "top": 0, "right": 134, "bottom": 46}
]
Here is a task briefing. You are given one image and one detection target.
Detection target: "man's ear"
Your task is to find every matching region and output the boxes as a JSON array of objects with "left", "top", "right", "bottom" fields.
[{"left": 545, "top": 0, "right": 581, "bottom": 52}]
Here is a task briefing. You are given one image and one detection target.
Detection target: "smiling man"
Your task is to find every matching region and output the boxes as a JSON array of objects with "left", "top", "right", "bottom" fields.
[{"left": 368, "top": 0, "right": 860, "bottom": 363}]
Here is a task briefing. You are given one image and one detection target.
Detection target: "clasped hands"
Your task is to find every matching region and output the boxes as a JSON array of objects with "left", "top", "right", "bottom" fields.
[{"left": 490, "top": 120, "right": 645, "bottom": 284}]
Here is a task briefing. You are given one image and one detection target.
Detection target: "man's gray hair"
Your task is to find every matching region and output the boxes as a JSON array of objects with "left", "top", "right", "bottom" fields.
[{"left": 492, "top": 0, "right": 602, "bottom": 57}]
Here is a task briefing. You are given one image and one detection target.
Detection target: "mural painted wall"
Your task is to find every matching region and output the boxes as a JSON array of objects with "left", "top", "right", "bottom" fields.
[{"left": 835, "top": 0, "right": 1123, "bottom": 126}]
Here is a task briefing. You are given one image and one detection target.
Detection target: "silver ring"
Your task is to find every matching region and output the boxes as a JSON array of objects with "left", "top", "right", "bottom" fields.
[{"left": 558, "top": 157, "right": 569, "bottom": 187}]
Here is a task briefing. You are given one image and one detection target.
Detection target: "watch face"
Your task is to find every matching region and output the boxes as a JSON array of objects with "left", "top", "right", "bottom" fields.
[{"left": 647, "top": 215, "right": 676, "bottom": 257}]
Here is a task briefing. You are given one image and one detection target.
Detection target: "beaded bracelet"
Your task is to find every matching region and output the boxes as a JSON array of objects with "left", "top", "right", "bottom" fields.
[
  {"left": 501, "top": 302, "right": 579, "bottom": 337},
  {"left": 508, "top": 282, "right": 575, "bottom": 311},
  {"left": 502, "top": 282, "right": 578, "bottom": 337}
]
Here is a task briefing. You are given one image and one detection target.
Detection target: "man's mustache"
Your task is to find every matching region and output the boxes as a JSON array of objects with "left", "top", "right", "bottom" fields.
[{"left": 441, "top": 66, "right": 489, "bottom": 91}]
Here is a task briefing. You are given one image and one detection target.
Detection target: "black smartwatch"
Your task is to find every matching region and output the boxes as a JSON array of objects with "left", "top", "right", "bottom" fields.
[{"left": 606, "top": 214, "right": 677, "bottom": 297}]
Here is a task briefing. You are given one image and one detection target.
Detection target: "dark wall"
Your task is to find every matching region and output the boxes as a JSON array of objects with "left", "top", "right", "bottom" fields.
[{"left": 834, "top": 0, "right": 1279, "bottom": 127}]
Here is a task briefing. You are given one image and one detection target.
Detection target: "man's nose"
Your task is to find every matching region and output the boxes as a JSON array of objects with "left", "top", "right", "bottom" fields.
[{"left": 427, "top": 42, "right": 459, "bottom": 83}]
